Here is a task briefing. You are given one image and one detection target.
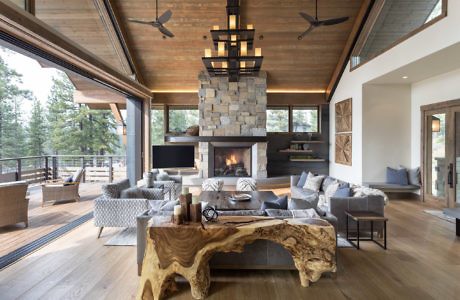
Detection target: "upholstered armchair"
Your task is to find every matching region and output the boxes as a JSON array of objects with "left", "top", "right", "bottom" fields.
[
  {"left": 94, "top": 179, "right": 166, "bottom": 238},
  {"left": 153, "top": 175, "right": 182, "bottom": 201},
  {"left": 0, "top": 181, "right": 29, "bottom": 227},
  {"left": 41, "top": 168, "right": 85, "bottom": 206}
]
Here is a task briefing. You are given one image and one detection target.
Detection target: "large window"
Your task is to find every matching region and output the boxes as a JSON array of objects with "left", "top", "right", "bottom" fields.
[
  {"left": 267, "top": 107, "right": 289, "bottom": 132},
  {"left": 168, "top": 106, "right": 199, "bottom": 133},
  {"left": 292, "top": 107, "right": 318, "bottom": 133},
  {"left": 151, "top": 106, "right": 165, "bottom": 145},
  {"left": 267, "top": 106, "right": 320, "bottom": 133},
  {"left": 351, "top": 0, "right": 446, "bottom": 68}
]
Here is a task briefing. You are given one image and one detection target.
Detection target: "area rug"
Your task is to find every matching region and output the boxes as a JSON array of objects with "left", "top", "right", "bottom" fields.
[
  {"left": 105, "top": 228, "right": 137, "bottom": 246},
  {"left": 104, "top": 227, "right": 354, "bottom": 248},
  {"left": 423, "top": 210, "right": 456, "bottom": 224}
]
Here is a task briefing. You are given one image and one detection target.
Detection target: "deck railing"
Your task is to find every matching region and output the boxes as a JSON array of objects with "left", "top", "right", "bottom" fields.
[{"left": 0, "top": 155, "right": 126, "bottom": 185}]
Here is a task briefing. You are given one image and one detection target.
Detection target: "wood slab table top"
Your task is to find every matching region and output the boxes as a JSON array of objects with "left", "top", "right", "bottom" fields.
[
  {"left": 137, "top": 215, "right": 337, "bottom": 300},
  {"left": 198, "top": 191, "right": 278, "bottom": 210}
]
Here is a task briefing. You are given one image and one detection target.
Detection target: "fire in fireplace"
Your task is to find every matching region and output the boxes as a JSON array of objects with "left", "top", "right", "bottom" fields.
[{"left": 214, "top": 147, "right": 251, "bottom": 177}]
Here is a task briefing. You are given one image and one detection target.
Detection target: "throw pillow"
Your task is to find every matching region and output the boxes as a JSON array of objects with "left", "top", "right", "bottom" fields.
[
  {"left": 63, "top": 176, "right": 73, "bottom": 186},
  {"left": 386, "top": 167, "right": 408, "bottom": 185},
  {"left": 324, "top": 182, "right": 340, "bottom": 203},
  {"left": 260, "top": 195, "right": 288, "bottom": 211},
  {"left": 408, "top": 167, "right": 421, "bottom": 186},
  {"left": 302, "top": 172, "right": 325, "bottom": 192},
  {"left": 160, "top": 200, "right": 179, "bottom": 211},
  {"left": 156, "top": 172, "right": 170, "bottom": 181},
  {"left": 151, "top": 168, "right": 160, "bottom": 179},
  {"left": 296, "top": 171, "right": 308, "bottom": 188},
  {"left": 288, "top": 194, "right": 318, "bottom": 210},
  {"left": 321, "top": 176, "right": 336, "bottom": 192},
  {"left": 334, "top": 186, "right": 352, "bottom": 197}
]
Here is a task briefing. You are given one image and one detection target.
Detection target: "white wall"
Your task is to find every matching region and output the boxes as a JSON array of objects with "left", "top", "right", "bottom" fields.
[
  {"left": 411, "top": 68, "right": 460, "bottom": 168},
  {"left": 362, "top": 84, "right": 411, "bottom": 182},
  {"left": 330, "top": 0, "right": 460, "bottom": 184}
]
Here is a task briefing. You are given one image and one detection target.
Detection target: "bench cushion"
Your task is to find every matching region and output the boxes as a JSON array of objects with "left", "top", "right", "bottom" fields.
[{"left": 366, "top": 183, "right": 419, "bottom": 191}]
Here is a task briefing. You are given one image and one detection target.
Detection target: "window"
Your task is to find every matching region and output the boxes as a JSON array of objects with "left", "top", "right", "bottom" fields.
[
  {"left": 151, "top": 106, "right": 164, "bottom": 145},
  {"left": 168, "top": 106, "right": 199, "bottom": 133},
  {"left": 351, "top": 0, "right": 446, "bottom": 68},
  {"left": 292, "top": 107, "right": 318, "bottom": 133},
  {"left": 267, "top": 107, "right": 289, "bottom": 132}
]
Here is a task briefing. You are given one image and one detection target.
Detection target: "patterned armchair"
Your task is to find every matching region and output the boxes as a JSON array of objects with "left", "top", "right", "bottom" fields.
[
  {"left": 153, "top": 175, "right": 182, "bottom": 201},
  {"left": 94, "top": 179, "right": 165, "bottom": 238}
]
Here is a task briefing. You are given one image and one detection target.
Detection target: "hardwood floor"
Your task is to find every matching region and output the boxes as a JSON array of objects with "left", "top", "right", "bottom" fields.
[
  {"left": 0, "top": 183, "right": 101, "bottom": 257},
  {"left": 0, "top": 197, "right": 459, "bottom": 299}
]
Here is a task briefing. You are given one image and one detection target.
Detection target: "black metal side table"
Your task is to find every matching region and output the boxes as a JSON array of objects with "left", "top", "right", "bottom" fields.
[{"left": 345, "top": 211, "right": 388, "bottom": 250}]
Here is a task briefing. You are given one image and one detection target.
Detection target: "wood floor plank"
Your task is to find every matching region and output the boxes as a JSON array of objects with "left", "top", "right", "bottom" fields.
[{"left": 0, "top": 194, "right": 459, "bottom": 300}]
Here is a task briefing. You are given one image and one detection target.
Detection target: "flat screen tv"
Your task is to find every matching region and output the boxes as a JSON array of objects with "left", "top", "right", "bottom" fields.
[{"left": 152, "top": 145, "right": 195, "bottom": 169}]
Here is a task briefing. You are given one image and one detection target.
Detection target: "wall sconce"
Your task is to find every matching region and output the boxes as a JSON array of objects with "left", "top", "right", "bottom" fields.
[{"left": 432, "top": 116, "right": 441, "bottom": 132}]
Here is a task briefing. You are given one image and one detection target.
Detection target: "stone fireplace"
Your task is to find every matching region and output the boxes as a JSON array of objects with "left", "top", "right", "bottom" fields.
[{"left": 197, "top": 71, "right": 268, "bottom": 179}]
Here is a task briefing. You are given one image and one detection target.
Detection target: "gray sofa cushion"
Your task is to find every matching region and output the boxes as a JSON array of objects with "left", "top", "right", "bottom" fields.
[
  {"left": 291, "top": 186, "right": 317, "bottom": 200},
  {"left": 120, "top": 187, "right": 144, "bottom": 199},
  {"left": 321, "top": 176, "right": 336, "bottom": 192},
  {"left": 288, "top": 195, "right": 318, "bottom": 210},
  {"left": 296, "top": 171, "right": 308, "bottom": 187}
]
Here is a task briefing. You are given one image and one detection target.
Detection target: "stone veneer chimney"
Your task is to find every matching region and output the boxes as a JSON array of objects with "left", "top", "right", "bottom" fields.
[{"left": 197, "top": 71, "right": 268, "bottom": 178}]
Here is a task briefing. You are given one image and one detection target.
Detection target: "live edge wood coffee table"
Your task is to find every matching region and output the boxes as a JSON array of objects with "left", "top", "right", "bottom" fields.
[{"left": 137, "top": 215, "right": 337, "bottom": 300}]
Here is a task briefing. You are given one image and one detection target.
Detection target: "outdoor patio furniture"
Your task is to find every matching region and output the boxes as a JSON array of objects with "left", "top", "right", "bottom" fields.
[
  {"left": 0, "top": 181, "right": 29, "bottom": 228},
  {"left": 41, "top": 168, "right": 85, "bottom": 207}
]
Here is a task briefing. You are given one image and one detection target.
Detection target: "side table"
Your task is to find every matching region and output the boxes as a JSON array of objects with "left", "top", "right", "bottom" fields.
[{"left": 345, "top": 211, "right": 388, "bottom": 250}]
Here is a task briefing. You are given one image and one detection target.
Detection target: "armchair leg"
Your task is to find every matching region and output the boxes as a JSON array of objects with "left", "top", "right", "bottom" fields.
[{"left": 97, "top": 227, "right": 104, "bottom": 239}]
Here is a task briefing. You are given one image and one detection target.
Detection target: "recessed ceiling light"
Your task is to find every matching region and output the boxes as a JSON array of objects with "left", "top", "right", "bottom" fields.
[{"left": 402, "top": 76, "right": 408, "bottom": 79}]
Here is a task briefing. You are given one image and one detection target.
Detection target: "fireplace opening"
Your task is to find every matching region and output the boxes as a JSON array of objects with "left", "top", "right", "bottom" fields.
[{"left": 214, "top": 147, "right": 252, "bottom": 177}]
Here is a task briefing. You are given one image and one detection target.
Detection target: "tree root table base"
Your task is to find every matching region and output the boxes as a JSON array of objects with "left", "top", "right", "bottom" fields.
[{"left": 137, "top": 216, "right": 337, "bottom": 300}]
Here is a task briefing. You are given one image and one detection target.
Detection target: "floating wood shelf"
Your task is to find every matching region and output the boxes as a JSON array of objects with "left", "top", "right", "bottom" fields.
[
  {"left": 279, "top": 149, "right": 314, "bottom": 153},
  {"left": 290, "top": 140, "right": 325, "bottom": 144},
  {"left": 289, "top": 158, "right": 327, "bottom": 162}
]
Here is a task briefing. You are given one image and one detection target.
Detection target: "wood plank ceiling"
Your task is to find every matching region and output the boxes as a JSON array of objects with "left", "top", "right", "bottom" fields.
[{"left": 33, "top": 0, "right": 365, "bottom": 96}]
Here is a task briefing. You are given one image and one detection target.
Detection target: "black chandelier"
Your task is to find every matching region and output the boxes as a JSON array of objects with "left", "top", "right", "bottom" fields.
[{"left": 202, "top": 0, "right": 263, "bottom": 82}]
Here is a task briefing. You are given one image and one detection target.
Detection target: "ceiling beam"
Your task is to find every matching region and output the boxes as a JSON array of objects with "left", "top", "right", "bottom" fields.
[
  {"left": 110, "top": 103, "right": 124, "bottom": 124},
  {"left": 326, "top": 0, "right": 375, "bottom": 101},
  {"left": 0, "top": 0, "right": 152, "bottom": 100},
  {"left": 93, "top": 0, "right": 145, "bottom": 84}
]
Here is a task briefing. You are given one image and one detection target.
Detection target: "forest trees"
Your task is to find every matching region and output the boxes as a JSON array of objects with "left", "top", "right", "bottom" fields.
[{"left": 0, "top": 56, "right": 120, "bottom": 159}]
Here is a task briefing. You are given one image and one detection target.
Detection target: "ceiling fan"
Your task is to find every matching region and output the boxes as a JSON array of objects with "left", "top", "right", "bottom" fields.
[
  {"left": 128, "top": 0, "right": 174, "bottom": 38},
  {"left": 298, "top": 0, "right": 349, "bottom": 40}
]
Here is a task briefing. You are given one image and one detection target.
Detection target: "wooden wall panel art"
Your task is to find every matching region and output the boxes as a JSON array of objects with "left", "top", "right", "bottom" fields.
[
  {"left": 335, "top": 134, "right": 352, "bottom": 166},
  {"left": 335, "top": 98, "right": 352, "bottom": 133}
]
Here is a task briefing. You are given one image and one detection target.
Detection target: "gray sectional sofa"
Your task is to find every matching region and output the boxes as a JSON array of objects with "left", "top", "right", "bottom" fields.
[{"left": 291, "top": 175, "right": 386, "bottom": 234}]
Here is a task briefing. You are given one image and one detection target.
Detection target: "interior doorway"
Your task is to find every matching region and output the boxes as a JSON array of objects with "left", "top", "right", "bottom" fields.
[{"left": 422, "top": 100, "right": 460, "bottom": 208}]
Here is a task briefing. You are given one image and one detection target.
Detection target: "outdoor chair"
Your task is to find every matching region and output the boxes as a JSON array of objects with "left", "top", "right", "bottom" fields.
[
  {"left": 41, "top": 168, "right": 85, "bottom": 206},
  {"left": 0, "top": 181, "right": 29, "bottom": 228}
]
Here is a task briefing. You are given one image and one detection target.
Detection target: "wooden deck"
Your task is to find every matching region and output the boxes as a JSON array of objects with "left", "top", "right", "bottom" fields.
[
  {"left": 0, "top": 183, "right": 101, "bottom": 257},
  {"left": 0, "top": 195, "right": 459, "bottom": 299}
]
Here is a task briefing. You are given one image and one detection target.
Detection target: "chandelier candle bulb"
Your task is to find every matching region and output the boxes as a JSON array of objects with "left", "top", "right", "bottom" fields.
[
  {"left": 240, "top": 41, "right": 247, "bottom": 56},
  {"left": 229, "top": 15, "right": 236, "bottom": 29},
  {"left": 255, "top": 48, "right": 262, "bottom": 57},
  {"left": 204, "top": 48, "right": 212, "bottom": 58},
  {"left": 218, "top": 42, "right": 225, "bottom": 56}
]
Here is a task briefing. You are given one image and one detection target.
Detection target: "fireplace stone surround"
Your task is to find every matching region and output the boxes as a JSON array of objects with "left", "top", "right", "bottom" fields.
[{"left": 197, "top": 71, "right": 268, "bottom": 179}]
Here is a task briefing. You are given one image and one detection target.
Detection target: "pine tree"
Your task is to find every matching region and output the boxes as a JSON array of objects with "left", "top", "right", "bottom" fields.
[
  {"left": 27, "top": 98, "right": 48, "bottom": 156},
  {"left": 0, "top": 55, "right": 32, "bottom": 162}
]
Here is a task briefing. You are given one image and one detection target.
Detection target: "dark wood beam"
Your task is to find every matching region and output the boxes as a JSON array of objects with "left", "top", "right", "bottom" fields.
[
  {"left": 0, "top": 0, "right": 152, "bottom": 100},
  {"left": 326, "top": 0, "right": 374, "bottom": 101}
]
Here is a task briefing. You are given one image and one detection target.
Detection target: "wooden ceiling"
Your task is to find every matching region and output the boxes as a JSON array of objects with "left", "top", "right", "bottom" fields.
[{"left": 32, "top": 0, "right": 365, "bottom": 94}]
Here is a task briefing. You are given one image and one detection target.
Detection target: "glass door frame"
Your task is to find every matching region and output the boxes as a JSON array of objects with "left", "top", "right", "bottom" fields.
[{"left": 421, "top": 99, "right": 460, "bottom": 208}]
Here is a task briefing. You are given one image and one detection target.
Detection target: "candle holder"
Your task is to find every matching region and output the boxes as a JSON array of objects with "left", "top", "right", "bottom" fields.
[{"left": 180, "top": 193, "right": 192, "bottom": 222}]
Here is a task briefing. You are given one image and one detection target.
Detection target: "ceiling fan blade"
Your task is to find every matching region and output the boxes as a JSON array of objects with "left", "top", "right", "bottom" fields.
[
  {"left": 128, "top": 18, "right": 155, "bottom": 25},
  {"left": 159, "top": 26, "right": 174, "bottom": 38},
  {"left": 299, "top": 12, "right": 315, "bottom": 23},
  {"left": 319, "top": 16, "right": 349, "bottom": 26},
  {"left": 297, "top": 26, "right": 315, "bottom": 40},
  {"left": 157, "top": 9, "right": 172, "bottom": 24}
]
